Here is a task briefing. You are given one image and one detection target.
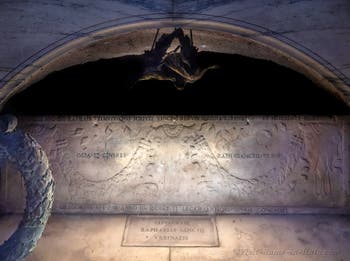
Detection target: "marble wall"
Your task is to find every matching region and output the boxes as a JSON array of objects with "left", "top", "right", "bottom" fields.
[{"left": 1, "top": 116, "right": 349, "bottom": 214}]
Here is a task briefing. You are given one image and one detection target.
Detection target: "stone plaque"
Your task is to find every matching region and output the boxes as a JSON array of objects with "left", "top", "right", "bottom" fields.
[
  {"left": 122, "top": 215, "right": 219, "bottom": 247},
  {"left": 1, "top": 116, "right": 350, "bottom": 214}
]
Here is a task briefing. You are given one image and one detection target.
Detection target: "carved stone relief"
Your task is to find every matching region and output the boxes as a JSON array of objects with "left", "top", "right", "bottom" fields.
[{"left": 1, "top": 116, "right": 349, "bottom": 214}]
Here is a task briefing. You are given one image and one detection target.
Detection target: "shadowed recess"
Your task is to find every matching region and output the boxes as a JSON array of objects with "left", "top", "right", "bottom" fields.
[{"left": 3, "top": 52, "right": 350, "bottom": 115}]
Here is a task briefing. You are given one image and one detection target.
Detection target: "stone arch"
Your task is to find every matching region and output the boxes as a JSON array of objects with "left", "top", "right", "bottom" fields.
[{"left": 0, "top": 16, "right": 349, "bottom": 109}]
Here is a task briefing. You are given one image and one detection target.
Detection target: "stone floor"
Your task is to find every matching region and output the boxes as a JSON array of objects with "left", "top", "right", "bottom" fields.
[{"left": 0, "top": 214, "right": 349, "bottom": 261}]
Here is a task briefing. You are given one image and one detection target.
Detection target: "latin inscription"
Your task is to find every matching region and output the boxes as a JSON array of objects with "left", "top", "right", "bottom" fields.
[
  {"left": 55, "top": 203, "right": 290, "bottom": 214},
  {"left": 76, "top": 152, "right": 128, "bottom": 160},
  {"left": 217, "top": 152, "right": 282, "bottom": 159},
  {"left": 122, "top": 216, "right": 219, "bottom": 247}
]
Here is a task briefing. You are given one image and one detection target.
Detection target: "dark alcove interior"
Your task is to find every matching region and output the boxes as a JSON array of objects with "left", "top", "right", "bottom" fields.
[{"left": 3, "top": 51, "right": 350, "bottom": 115}]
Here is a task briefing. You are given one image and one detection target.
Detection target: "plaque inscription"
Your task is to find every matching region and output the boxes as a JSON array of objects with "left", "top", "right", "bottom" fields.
[{"left": 122, "top": 215, "right": 219, "bottom": 247}]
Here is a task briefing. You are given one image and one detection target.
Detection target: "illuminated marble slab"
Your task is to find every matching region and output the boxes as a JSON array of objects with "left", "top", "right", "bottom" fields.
[
  {"left": 122, "top": 215, "right": 219, "bottom": 247},
  {"left": 1, "top": 116, "right": 349, "bottom": 214}
]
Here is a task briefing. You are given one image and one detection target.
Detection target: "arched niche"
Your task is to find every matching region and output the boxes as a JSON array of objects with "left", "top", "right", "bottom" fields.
[
  {"left": 0, "top": 18, "right": 349, "bottom": 109},
  {"left": 0, "top": 19, "right": 350, "bottom": 215}
]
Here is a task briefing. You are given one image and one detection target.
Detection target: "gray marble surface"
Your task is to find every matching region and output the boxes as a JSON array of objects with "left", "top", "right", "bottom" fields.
[{"left": 1, "top": 214, "right": 349, "bottom": 261}]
